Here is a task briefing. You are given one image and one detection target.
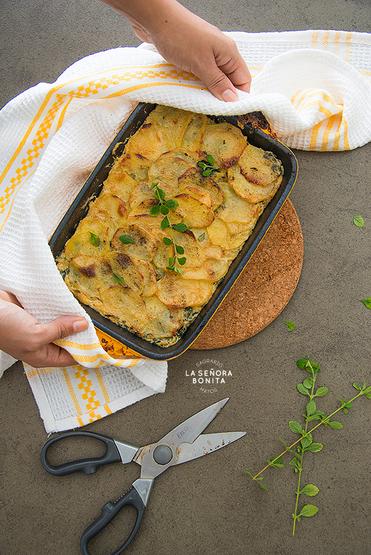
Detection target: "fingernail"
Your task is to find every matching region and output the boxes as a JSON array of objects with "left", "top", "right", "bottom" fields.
[
  {"left": 72, "top": 318, "right": 87, "bottom": 333},
  {"left": 222, "top": 89, "right": 238, "bottom": 102}
]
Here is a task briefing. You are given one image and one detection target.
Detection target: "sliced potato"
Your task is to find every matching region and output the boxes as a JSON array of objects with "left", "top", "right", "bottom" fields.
[
  {"left": 181, "top": 258, "right": 229, "bottom": 282},
  {"left": 207, "top": 218, "right": 230, "bottom": 249},
  {"left": 147, "top": 105, "right": 193, "bottom": 149},
  {"left": 178, "top": 183, "right": 212, "bottom": 207},
  {"left": 111, "top": 224, "right": 158, "bottom": 261},
  {"left": 109, "top": 253, "right": 145, "bottom": 294},
  {"left": 100, "top": 286, "right": 148, "bottom": 332},
  {"left": 201, "top": 122, "right": 246, "bottom": 168},
  {"left": 217, "top": 182, "right": 263, "bottom": 224},
  {"left": 157, "top": 274, "right": 213, "bottom": 308},
  {"left": 103, "top": 167, "right": 137, "bottom": 202},
  {"left": 144, "top": 296, "right": 184, "bottom": 339},
  {"left": 182, "top": 113, "right": 208, "bottom": 150},
  {"left": 167, "top": 229, "right": 205, "bottom": 268},
  {"left": 118, "top": 153, "right": 151, "bottom": 182},
  {"left": 174, "top": 194, "right": 214, "bottom": 228},
  {"left": 89, "top": 192, "right": 127, "bottom": 222},
  {"left": 148, "top": 150, "right": 195, "bottom": 194},
  {"left": 64, "top": 219, "right": 110, "bottom": 258},
  {"left": 125, "top": 121, "right": 168, "bottom": 161}
]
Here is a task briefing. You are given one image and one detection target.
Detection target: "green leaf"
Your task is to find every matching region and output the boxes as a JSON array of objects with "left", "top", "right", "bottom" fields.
[
  {"left": 306, "top": 399, "right": 316, "bottom": 416},
  {"left": 303, "top": 377, "right": 313, "bottom": 389},
  {"left": 306, "top": 442, "right": 323, "bottom": 452},
  {"left": 202, "top": 168, "right": 213, "bottom": 177},
  {"left": 299, "top": 504, "right": 319, "bottom": 517},
  {"left": 175, "top": 244, "right": 184, "bottom": 254},
  {"left": 161, "top": 216, "right": 170, "bottom": 229},
  {"left": 296, "top": 358, "right": 320, "bottom": 373},
  {"left": 198, "top": 232, "right": 206, "bottom": 242},
  {"left": 197, "top": 160, "right": 207, "bottom": 170},
  {"left": 163, "top": 237, "right": 172, "bottom": 246},
  {"left": 289, "top": 456, "right": 302, "bottom": 473},
  {"left": 352, "top": 382, "right": 362, "bottom": 391},
  {"left": 288, "top": 420, "right": 304, "bottom": 435},
  {"left": 177, "top": 257, "right": 187, "bottom": 265},
  {"left": 315, "top": 386, "right": 329, "bottom": 397},
  {"left": 296, "top": 383, "right": 309, "bottom": 396},
  {"left": 301, "top": 484, "right": 319, "bottom": 497},
  {"left": 119, "top": 234, "right": 135, "bottom": 245},
  {"left": 268, "top": 456, "right": 284, "bottom": 469},
  {"left": 165, "top": 198, "right": 178, "bottom": 210},
  {"left": 284, "top": 320, "right": 296, "bottom": 331},
  {"left": 172, "top": 223, "right": 188, "bottom": 232},
  {"left": 168, "top": 256, "right": 176, "bottom": 267},
  {"left": 112, "top": 273, "right": 125, "bottom": 286},
  {"left": 160, "top": 205, "right": 169, "bottom": 215},
  {"left": 360, "top": 298, "right": 371, "bottom": 309},
  {"left": 353, "top": 214, "right": 365, "bottom": 228},
  {"left": 257, "top": 479, "right": 268, "bottom": 492},
  {"left": 150, "top": 204, "right": 161, "bottom": 216},
  {"left": 301, "top": 433, "right": 313, "bottom": 448},
  {"left": 89, "top": 232, "right": 100, "bottom": 247},
  {"left": 328, "top": 420, "right": 343, "bottom": 430},
  {"left": 206, "top": 154, "right": 215, "bottom": 165}
]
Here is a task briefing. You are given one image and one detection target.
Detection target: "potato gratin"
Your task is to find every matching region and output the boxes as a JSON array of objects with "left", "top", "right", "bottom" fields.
[{"left": 57, "top": 106, "right": 284, "bottom": 347}]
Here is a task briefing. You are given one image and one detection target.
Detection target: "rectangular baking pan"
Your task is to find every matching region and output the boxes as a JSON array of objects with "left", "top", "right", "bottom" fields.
[{"left": 49, "top": 103, "right": 298, "bottom": 360}]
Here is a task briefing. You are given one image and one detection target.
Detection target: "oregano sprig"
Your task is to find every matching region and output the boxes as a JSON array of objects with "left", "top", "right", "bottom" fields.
[
  {"left": 245, "top": 359, "right": 371, "bottom": 536},
  {"left": 197, "top": 154, "right": 219, "bottom": 177},
  {"left": 150, "top": 182, "right": 188, "bottom": 273}
]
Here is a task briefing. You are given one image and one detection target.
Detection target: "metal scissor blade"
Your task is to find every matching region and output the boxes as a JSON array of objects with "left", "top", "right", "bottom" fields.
[
  {"left": 173, "top": 432, "right": 246, "bottom": 466},
  {"left": 159, "top": 398, "right": 230, "bottom": 448}
]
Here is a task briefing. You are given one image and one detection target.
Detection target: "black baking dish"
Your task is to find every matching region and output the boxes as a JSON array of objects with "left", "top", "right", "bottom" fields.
[{"left": 49, "top": 103, "right": 298, "bottom": 360}]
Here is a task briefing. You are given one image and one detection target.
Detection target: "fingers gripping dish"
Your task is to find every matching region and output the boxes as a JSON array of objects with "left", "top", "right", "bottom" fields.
[{"left": 57, "top": 106, "right": 284, "bottom": 347}]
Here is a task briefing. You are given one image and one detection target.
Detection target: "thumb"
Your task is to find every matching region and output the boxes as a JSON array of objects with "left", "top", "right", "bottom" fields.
[
  {"left": 198, "top": 63, "right": 238, "bottom": 102},
  {"left": 35, "top": 315, "right": 88, "bottom": 345}
]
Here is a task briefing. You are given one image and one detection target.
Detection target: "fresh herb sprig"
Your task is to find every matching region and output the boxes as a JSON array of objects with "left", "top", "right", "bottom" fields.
[
  {"left": 246, "top": 358, "right": 371, "bottom": 536},
  {"left": 197, "top": 154, "right": 219, "bottom": 177},
  {"left": 150, "top": 182, "right": 188, "bottom": 273}
]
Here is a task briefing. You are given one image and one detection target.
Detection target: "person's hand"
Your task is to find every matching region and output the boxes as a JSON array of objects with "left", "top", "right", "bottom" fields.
[
  {"left": 0, "top": 291, "right": 88, "bottom": 367},
  {"left": 104, "top": 0, "right": 251, "bottom": 101}
]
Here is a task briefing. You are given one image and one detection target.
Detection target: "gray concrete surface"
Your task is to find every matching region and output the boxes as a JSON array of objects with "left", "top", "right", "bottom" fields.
[{"left": 0, "top": 1, "right": 370, "bottom": 554}]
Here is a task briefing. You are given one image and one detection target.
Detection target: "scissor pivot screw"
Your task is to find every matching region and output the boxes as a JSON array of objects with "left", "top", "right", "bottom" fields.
[{"left": 153, "top": 445, "right": 173, "bottom": 465}]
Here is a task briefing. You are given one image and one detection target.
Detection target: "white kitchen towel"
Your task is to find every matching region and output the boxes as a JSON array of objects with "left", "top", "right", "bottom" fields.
[{"left": 0, "top": 30, "right": 370, "bottom": 432}]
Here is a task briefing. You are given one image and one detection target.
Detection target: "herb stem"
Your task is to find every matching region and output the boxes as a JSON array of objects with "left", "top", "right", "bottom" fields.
[
  {"left": 252, "top": 390, "right": 365, "bottom": 481},
  {"left": 292, "top": 366, "right": 316, "bottom": 535}
]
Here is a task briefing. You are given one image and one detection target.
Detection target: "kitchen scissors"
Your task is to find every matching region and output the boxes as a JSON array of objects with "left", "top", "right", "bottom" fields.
[{"left": 40, "top": 397, "right": 245, "bottom": 555}]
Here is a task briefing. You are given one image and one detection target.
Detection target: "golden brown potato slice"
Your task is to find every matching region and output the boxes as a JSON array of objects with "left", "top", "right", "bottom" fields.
[
  {"left": 182, "top": 113, "right": 208, "bottom": 151},
  {"left": 64, "top": 219, "right": 110, "bottom": 259},
  {"left": 179, "top": 169, "right": 224, "bottom": 210},
  {"left": 111, "top": 224, "right": 158, "bottom": 261},
  {"left": 100, "top": 286, "right": 148, "bottom": 332},
  {"left": 178, "top": 183, "right": 212, "bottom": 208},
  {"left": 144, "top": 296, "right": 184, "bottom": 339},
  {"left": 89, "top": 192, "right": 127, "bottom": 221},
  {"left": 148, "top": 151, "right": 195, "bottom": 195},
  {"left": 201, "top": 122, "right": 246, "bottom": 168},
  {"left": 181, "top": 258, "right": 229, "bottom": 282},
  {"left": 207, "top": 218, "right": 230, "bottom": 249},
  {"left": 147, "top": 105, "right": 193, "bottom": 149},
  {"left": 103, "top": 167, "right": 137, "bottom": 202},
  {"left": 118, "top": 153, "right": 151, "bottom": 182},
  {"left": 174, "top": 194, "right": 214, "bottom": 228},
  {"left": 228, "top": 144, "right": 283, "bottom": 203},
  {"left": 217, "top": 182, "right": 263, "bottom": 224},
  {"left": 157, "top": 274, "right": 213, "bottom": 308},
  {"left": 129, "top": 182, "right": 155, "bottom": 210},
  {"left": 108, "top": 253, "right": 145, "bottom": 294},
  {"left": 124, "top": 120, "right": 168, "bottom": 161}
]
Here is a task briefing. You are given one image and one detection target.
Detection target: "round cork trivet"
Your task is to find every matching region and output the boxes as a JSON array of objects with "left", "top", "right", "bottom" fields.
[{"left": 191, "top": 199, "right": 303, "bottom": 350}]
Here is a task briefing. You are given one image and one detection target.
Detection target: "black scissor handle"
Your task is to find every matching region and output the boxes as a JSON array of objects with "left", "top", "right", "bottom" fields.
[
  {"left": 40, "top": 431, "right": 122, "bottom": 476},
  {"left": 80, "top": 485, "right": 145, "bottom": 555}
]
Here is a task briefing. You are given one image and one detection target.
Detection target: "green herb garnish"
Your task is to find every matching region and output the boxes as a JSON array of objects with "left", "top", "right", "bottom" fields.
[
  {"left": 284, "top": 320, "right": 297, "bottom": 332},
  {"left": 119, "top": 234, "right": 135, "bottom": 245},
  {"left": 353, "top": 214, "right": 365, "bottom": 228},
  {"left": 150, "top": 182, "right": 187, "bottom": 272},
  {"left": 197, "top": 154, "right": 219, "bottom": 177},
  {"left": 246, "top": 358, "right": 371, "bottom": 536},
  {"left": 360, "top": 297, "right": 371, "bottom": 309},
  {"left": 89, "top": 232, "right": 100, "bottom": 247},
  {"left": 112, "top": 273, "right": 126, "bottom": 286}
]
